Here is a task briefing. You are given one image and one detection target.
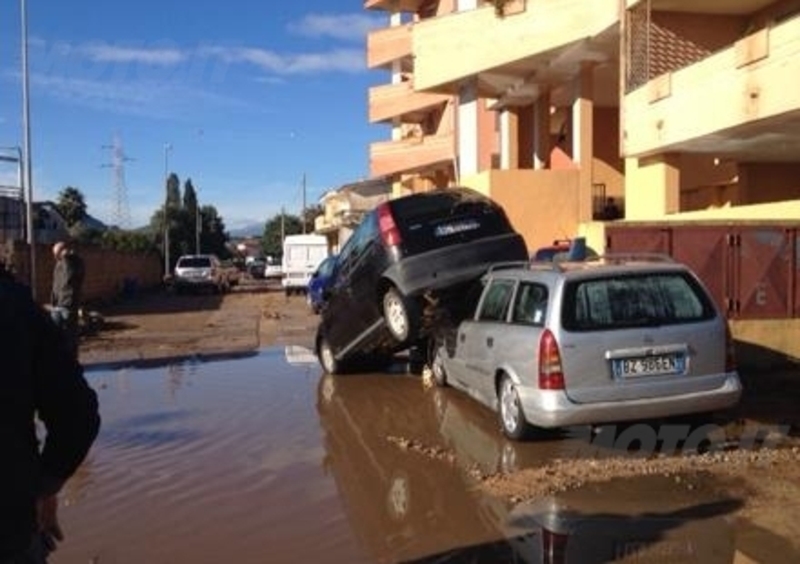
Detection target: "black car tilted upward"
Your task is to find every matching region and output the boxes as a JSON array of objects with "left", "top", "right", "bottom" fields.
[{"left": 316, "top": 187, "right": 528, "bottom": 374}]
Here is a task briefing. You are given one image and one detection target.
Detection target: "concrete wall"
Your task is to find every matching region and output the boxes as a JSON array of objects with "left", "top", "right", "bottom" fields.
[{"left": 8, "top": 241, "right": 163, "bottom": 305}]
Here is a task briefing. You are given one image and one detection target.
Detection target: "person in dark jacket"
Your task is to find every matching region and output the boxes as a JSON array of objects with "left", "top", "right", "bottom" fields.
[
  {"left": 50, "top": 240, "right": 85, "bottom": 355},
  {"left": 1, "top": 260, "right": 100, "bottom": 563}
]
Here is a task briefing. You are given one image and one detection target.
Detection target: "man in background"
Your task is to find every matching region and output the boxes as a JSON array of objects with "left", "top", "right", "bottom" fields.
[
  {"left": 50, "top": 240, "right": 85, "bottom": 355},
  {"left": 1, "top": 258, "right": 100, "bottom": 563}
]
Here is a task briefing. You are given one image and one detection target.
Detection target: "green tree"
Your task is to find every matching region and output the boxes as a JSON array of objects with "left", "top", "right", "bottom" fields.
[
  {"left": 55, "top": 186, "right": 87, "bottom": 228},
  {"left": 199, "top": 205, "right": 230, "bottom": 258},
  {"left": 183, "top": 178, "right": 198, "bottom": 216},
  {"left": 261, "top": 212, "right": 302, "bottom": 257},
  {"left": 166, "top": 173, "right": 181, "bottom": 210}
]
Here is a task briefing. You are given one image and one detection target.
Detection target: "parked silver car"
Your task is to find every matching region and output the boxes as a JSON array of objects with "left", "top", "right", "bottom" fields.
[
  {"left": 173, "top": 254, "right": 228, "bottom": 294},
  {"left": 430, "top": 255, "right": 742, "bottom": 440}
]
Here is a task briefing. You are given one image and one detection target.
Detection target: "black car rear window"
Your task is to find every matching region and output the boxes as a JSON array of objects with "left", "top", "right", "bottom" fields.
[
  {"left": 561, "top": 272, "right": 716, "bottom": 331},
  {"left": 390, "top": 190, "right": 514, "bottom": 255},
  {"left": 178, "top": 257, "right": 211, "bottom": 268}
]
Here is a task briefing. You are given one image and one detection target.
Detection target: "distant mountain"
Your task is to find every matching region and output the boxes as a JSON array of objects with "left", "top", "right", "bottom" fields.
[{"left": 228, "top": 222, "right": 264, "bottom": 238}]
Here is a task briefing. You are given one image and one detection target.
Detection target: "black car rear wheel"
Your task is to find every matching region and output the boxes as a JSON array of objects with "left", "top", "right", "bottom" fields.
[
  {"left": 383, "top": 287, "right": 417, "bottom": 344},
  {"left": 318, "top": 335, "right": 342, "bottom": 375}
]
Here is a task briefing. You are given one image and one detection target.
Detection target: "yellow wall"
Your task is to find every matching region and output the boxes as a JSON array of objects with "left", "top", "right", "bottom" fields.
[{"left": 624, "top": 154, "right": 680, "bottom": 220}]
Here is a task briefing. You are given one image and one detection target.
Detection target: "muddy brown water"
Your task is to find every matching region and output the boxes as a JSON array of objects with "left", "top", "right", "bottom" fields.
[{"left": 51, "top": 348, "right": 797, "bottom": 563}]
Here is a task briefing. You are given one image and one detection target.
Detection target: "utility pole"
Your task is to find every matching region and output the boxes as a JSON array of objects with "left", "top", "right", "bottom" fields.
[
  {"left": 301, "top": 173, "right": 307, "bottom": 234},
  {"left": 21, "top": 0, "right": 36, "bottom": 299},
  {"left": 163, "top": 143, "right": 172, "bottom": 276},
  {"left": 195, "top": 203, "right": 201, "bottom": 254},
  {"left": 280, "top": 205, "right": 285, "bottom": 242}
]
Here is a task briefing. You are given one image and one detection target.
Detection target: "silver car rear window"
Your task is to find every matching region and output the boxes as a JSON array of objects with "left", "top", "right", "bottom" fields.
[
  {"left": 177, "top": 257, "right": 211, "bottom": 268},
  {"left": 562, "top": 272, "right": 716, "bottom": 331}
]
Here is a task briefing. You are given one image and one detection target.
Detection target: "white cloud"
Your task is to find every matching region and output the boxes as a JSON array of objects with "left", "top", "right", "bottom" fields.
[
  {"left": 81, "top": 43, "right": 187, "bottom": 66},
  {"left": 26, "top": 72, "right": 254, "bottom": 120},
  {"left": 200, "top": 46, "right": 365, "bottom": 74},
  {"left": 288, "top": 13, "right": 384, "bottom": 42}
]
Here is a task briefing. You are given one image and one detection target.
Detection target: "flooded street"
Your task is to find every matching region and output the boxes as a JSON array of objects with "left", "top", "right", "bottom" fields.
[{"left": 52, "top": 347, "right": 800, "bottom": 563}]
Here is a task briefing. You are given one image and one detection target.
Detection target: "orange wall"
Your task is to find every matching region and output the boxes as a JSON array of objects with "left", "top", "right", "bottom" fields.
[
  {"left": 739, "top": 162, "right": 800, "bottom": 205},
  {"left": 465, "top": 169, "right": 582, "bottom": 252}
]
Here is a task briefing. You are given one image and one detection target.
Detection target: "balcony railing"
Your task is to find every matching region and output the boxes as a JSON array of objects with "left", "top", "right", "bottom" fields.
[
  {"left": 367, "top": 23, "right": 413, "bottom": 69},
  {"left": 623, "top": 13, "right": 800, "bottom": 158},
  {"left": 368, "top": 81, "right": 451, "bottom": 123},
  {"left": 370, "top": 133, "right": 455, "bottom": 177}
]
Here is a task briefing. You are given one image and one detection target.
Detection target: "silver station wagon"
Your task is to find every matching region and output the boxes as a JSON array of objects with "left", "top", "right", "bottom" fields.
[{"left": 429, "top": 255, "right": 742, "bottom": 440}]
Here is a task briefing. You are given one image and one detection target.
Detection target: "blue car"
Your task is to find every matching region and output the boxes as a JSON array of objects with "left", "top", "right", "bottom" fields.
[{"left": 307, "top": 254, "right": 337, "bottom": 314}]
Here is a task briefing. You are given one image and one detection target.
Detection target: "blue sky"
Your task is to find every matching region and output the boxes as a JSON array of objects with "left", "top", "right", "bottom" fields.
[{"left": 0, "top": 1, "right": 386, "bottom": 233}]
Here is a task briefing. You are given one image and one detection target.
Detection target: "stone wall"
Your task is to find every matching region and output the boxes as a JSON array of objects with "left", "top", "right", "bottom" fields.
[{"left": 4, "top": 240, "right": 162, "bottom": 304}]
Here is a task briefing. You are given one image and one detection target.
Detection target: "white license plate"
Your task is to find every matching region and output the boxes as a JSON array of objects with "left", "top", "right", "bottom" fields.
[{"left": 613, "top": 354, "right": 685, "bottom": 378}]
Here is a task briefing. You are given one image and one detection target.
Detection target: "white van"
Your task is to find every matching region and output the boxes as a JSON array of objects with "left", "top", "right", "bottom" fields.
[{"left": 281, "top": 234, "right": 329, "bottom": 296}]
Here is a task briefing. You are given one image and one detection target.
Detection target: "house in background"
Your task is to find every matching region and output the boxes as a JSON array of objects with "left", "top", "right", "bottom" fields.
[
  {"left": 315, "top": 177, "right": 392, "bottom": 251},
  {"left": 0, "top": 198, "right": 71, "bottom": 245}
]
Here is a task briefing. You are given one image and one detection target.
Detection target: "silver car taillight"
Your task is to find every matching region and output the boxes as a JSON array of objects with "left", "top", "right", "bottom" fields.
[{"left": 539, "top": 329, "right": 565, "bottom": 390}]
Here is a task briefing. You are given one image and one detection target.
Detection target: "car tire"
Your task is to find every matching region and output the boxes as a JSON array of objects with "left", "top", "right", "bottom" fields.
[
  {"left": 430, "top": 342, "right": 448, "bottom": 387},
  {"left": 318, "top": 334, "right": 343, "bottom": 375},
  {"left": 382, "top": 287, "right": 417, "bottom": 344},
  {"left": 498, "top": 375, "right": 532, "bottom": 441}
]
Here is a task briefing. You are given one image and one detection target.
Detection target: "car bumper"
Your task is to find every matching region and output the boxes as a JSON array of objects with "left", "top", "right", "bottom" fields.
[
  {"left": 384, "top": 233, "right": 527, "bottom": 297},
  {"left": 518, "top": 373, "right": 742, "bottom": 428},
  {"left": 174, "top": 278, "right": 216, "bottom": 287}
]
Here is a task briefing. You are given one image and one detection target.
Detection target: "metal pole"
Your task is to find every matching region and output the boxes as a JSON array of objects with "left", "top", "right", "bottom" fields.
[
  {"left": 163, "top": 143, "right": 171, "bottom": 275},
  {"left": 21, "top": 0, "right": 36, "bottom": 299},
  {"left": 301, "top": 173, "right": 306, "bottom": 234},
  {"left": 195, "top": 200, "right": 200, "bottom": 254}
]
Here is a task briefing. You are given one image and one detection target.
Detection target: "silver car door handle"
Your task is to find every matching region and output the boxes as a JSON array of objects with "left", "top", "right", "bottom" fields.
[
  {"left": 487, "top": 337, "right": 494, "bottom": 348},
  {"left": 459, "top": 333, "right": 465, "bottom": 343}
]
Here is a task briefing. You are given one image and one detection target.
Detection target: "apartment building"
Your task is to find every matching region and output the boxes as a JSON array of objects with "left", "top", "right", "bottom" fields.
[{"left": 365, "top": 0, "right": 800, "bottom": 252}]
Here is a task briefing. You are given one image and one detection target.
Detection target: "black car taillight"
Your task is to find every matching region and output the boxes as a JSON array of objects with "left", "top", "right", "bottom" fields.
[{"left": 377, "top": 202, "right": 402, "bottom": 247}]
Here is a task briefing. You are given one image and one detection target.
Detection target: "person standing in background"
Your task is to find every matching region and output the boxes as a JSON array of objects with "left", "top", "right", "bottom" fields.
[
  {"left": 50, "top": 240, "right": 85, "bottom": 355},
  {"left": 1, "top": 257, "right": 101, "bottom": 563}
]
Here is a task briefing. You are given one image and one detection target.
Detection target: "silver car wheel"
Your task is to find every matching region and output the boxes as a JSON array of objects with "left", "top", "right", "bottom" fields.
[
  {"left": 383, "top": 289, "right": 409, "bottom": 342},
  {"left": 500, "top": 378, "right": 521, "bottom": 436},
  {"left": 431, "top": 345, "right": 448, "bottom": 387}
]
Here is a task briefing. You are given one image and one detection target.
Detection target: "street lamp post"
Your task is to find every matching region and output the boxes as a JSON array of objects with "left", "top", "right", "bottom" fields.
[
  {"left": 20, "top": 0, "right": 36, "bottom": 298},
  {"left": 163, "top": 143, "right": 172, "bottom": 276}
]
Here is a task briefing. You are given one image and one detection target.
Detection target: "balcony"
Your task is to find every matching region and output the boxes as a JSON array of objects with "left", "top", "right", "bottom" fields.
[
  {"left": 623, "top": 14, "right": 800, "bottom": 160},
  {"left": 412, "top": 0, "right": 619, "bottom": 92},
  {"left": 368, "top": 81, "right": 451, "bottom": 124},
  {"left": 367, "top": 24, "right": 413, "bottom": 69},
  {"left": 370, "top": 133, "right": 455, "bottom": 177},
  {"left": 365, "top": 0, "right": 427, "bottom": 11}
]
